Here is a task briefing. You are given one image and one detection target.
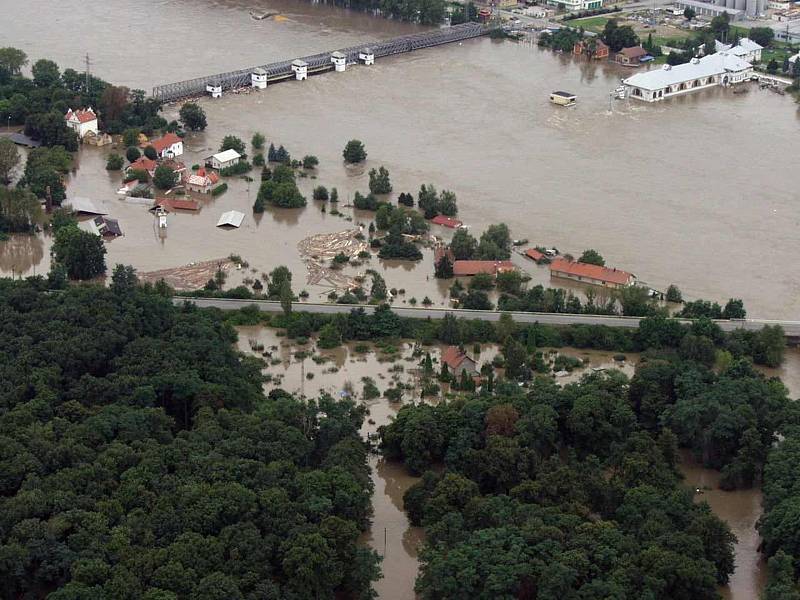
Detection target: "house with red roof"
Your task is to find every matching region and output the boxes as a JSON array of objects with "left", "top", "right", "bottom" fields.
[
  {"left": 616, "top": 46, "right": 648, "bottom": 66},
  {"left": 148, "top": 132, "right": 184, "bottom": 158},
  {"left": 153, "top": 197, "right": 200, "bottom": 211},
  {"left": 64, "top": 107, "right": 98, "bottom": 139},
  {"left": 186, "top": 167, "right": 221, "bottom": 194},
  {"left": 430, "top": 215, "right": 463, "bottom": 229},
  {"left": 452, "top": 260, "right": 515, "bottom": 277},
  {"left": 524, "top": 248, "right": 545, "bottom": 263},
  {"left": 441, "top": 346, "right": 478, "bottom": 376},
  {"left": 549, "top": 259, "right": 635, "bottom": 289},
  {"left": 125, "top": 156, "right": 158, "bottom": 179}
]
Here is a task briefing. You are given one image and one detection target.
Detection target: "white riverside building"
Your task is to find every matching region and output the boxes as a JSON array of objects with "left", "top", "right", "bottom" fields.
[{"left": 623, "top": 52, "right": 753, "bottom": 102}]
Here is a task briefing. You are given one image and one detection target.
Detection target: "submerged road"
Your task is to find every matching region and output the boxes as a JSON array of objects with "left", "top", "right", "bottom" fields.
[{"left": 173, "top": 297, "right": 800, "bottom": 339}]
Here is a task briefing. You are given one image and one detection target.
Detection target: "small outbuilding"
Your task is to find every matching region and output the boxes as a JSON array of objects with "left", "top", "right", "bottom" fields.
[
  {"left": 430, "top": 215, "right": 463, "bottom": 229},
  {"left": 208, "top": 149, "right": 242, "bottom": 170},
  {"left": 217, "top": 210, "right": 245, "bottom": 228}
]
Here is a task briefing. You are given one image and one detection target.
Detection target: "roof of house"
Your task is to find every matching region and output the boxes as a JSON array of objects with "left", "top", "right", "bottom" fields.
[
  {"left": 92, "top": 216, "right": 122, "bottom": 236},
  {"left": 453, "top": 260, "right": 515, "bottom": 277},
  {"left": 161, "top": 159, "right": 187, "bottom": 171},
  {"left": 155, "top": 197, "right": 200, "bottom": 211},
  {"left": 738, "top": 37, "right": 763, "bottom": 52},
  {"left": 194, "top": 167, "right": 220, "bottom": 183},
  {"left": 618, "top": 46, "right": 648, "bottom": 59},
  {"left": 68, "top": 197, "right": 106, "bottom": 215},
  {"left": 150, "top": 133, "right": 182, "bottom": 153},
  {"left": 525, "top": 248, "right": 545, "bottom": 261},
  {"left": 2, "top": 132, "right": 41, "bottom": 147},
  {"left": 622, "top": 52, "right": 751, "bottom": 91},
  {"left": 65, "top": 107, "right": 97, "bottom": 123},
  {"left": 212, "top": 149, "right": 241, "bottom": 163},
  {"left": 217, "top": 210, "right": 245, "bottom": 228},
  {"left": 551, "top": 91, "right": 576, "bottom": 98},
  {"left": 128, "top": 157, "right": 157, "bottom": 172},
  {"left": 550, "top": 259, "right": 634, "bottom": 285},
  {"left": 430, "top": 215, "right": 463, "bottom": 228},
  {"left": 441, "top": 346, "right": 474, "bottom": 371}
]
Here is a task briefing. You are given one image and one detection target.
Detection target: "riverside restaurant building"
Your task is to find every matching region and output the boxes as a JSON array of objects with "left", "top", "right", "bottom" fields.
[{"left": 623, "top": 52, "right": 753, "bottom": 102}]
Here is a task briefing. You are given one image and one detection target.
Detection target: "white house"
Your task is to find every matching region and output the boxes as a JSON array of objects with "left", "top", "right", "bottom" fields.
[
  {"left": 623, "top": 52, "right": 753, "bottom": 102},
  {"left": 546, "top": 0, "right": 604, "bottom": 11},
  {"left": 149, "top": 133, "right": 184, "bottom": 158},
  {"left": 208, "top": 149, "right": 241, "bottom": 170},
  {"left": 65, "top": 107, "right": 98, "bottom": 139}
]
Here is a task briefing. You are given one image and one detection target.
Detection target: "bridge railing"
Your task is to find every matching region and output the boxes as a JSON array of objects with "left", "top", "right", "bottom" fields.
[{"left": 152, "top": 23, "right": 488, "bottom": 102}]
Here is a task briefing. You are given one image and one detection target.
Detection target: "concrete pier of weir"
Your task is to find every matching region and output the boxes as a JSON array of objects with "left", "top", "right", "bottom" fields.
[{"left": 151, "top": 22, "right": 490, "bottom": 102}]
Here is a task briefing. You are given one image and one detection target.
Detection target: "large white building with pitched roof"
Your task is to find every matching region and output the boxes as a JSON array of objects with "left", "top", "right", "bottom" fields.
[{"left": 623, "top": 51, "right": 753, "bottom": 102}]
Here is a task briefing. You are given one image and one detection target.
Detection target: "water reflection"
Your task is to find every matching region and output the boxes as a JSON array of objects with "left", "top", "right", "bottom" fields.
[{"left": 0, "top": 234, "right": 45, "bottom": 275}]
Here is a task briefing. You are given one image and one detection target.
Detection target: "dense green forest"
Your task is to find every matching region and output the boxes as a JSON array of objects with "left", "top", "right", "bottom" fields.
[
  {"left": 380, "top": 351, "right": 798, "bottom": 598},
  {"left": 0, "top": 278, "right": 379, "bottom": 600}
]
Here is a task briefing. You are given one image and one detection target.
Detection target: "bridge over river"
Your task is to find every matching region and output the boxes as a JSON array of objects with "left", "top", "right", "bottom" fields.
[
  {"left": 152, "top": 22, "right": 489, "bottom": 102},
  {"left": 173, "top": 297, "right": 800, "bottom": 343}
]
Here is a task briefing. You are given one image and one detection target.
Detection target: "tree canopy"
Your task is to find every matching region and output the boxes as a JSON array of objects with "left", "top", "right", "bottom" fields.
[{"left": 0, "top": 280, "right": 380, "bottom": 600}]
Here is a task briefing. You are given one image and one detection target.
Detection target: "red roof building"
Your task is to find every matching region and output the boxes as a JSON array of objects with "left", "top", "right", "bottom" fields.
[
  {"left": 452, "top": 260, "right": 515, "bottom": 277},
  {"left": 430, "top": 215, "right": 463, "bottom": 229},
  {"left": 126, "top": 156, "right": 157, "bottom": 176},
  {"left": 525, "top": 248, "right": 545, "bottom": 262},
  {"left": 549, "top": 259, "right": 635, "bottom": 289},
  {"left": 441, "top": 346, "right": 478, "bottom": 375},
  {"left": 616, "top": 46, "right": 648, "bottom": 66},
  {"left": 154, "top": 197, "right": 200, "bottom": 211},
  {"left": 65, "top": 108, "right": 97, "bottom": 124},
  {"left": 148, "top": 133, "right": 184, "bottom": 158}
]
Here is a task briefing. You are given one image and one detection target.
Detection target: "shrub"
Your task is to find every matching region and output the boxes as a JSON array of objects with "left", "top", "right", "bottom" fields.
[
  {"left": 105, "top": 153, "right": 123, "bottom": 170},
  {"left": 125, "top": 146, "right": 141, "bottom": 162},
  {"left": 212, "top": 183, "right": 228, "bottom": 197}
]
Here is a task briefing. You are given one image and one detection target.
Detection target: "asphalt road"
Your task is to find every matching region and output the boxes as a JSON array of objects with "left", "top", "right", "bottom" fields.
[{"left": 173, "top": 297, "right": 800, "bottom": 338}]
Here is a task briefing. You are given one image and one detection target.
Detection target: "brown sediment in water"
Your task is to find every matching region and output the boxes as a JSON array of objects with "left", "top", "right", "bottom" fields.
[{"left": 139, "top": 258, "right": 236, "bottom": 290}]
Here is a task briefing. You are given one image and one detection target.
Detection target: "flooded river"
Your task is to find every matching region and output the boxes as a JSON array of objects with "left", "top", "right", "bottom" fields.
[
  {"left": 3, "top": 0, "right": 800, "bottom": 596},
  {"left": 2, "top": 0, "right": 800, "bottom": 317}
]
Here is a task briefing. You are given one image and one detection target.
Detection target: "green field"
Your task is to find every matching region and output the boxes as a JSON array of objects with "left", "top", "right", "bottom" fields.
[{"left": 563, "top": 15, "right": 612, "bottom": 33}]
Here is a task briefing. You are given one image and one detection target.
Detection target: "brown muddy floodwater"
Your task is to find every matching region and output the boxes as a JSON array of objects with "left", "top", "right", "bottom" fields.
[
  {"left": 236, "top": 325, "right": 800, "bottom": 599},
  {"left": 680, "top": 455, "right": 767, "bottom": 600},
  {"left": 2, "top": 0, "right": 800, "bottom": 317}
]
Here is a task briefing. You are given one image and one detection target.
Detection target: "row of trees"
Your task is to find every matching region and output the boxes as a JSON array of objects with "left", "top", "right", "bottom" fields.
[{"left": 0, "top": 279, "right": 380, "bottom": 600}]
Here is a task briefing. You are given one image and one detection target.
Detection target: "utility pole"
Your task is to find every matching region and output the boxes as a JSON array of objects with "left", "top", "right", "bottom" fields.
[{"left": 84, "top": 53, "right": 91, "bottom": 94}]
